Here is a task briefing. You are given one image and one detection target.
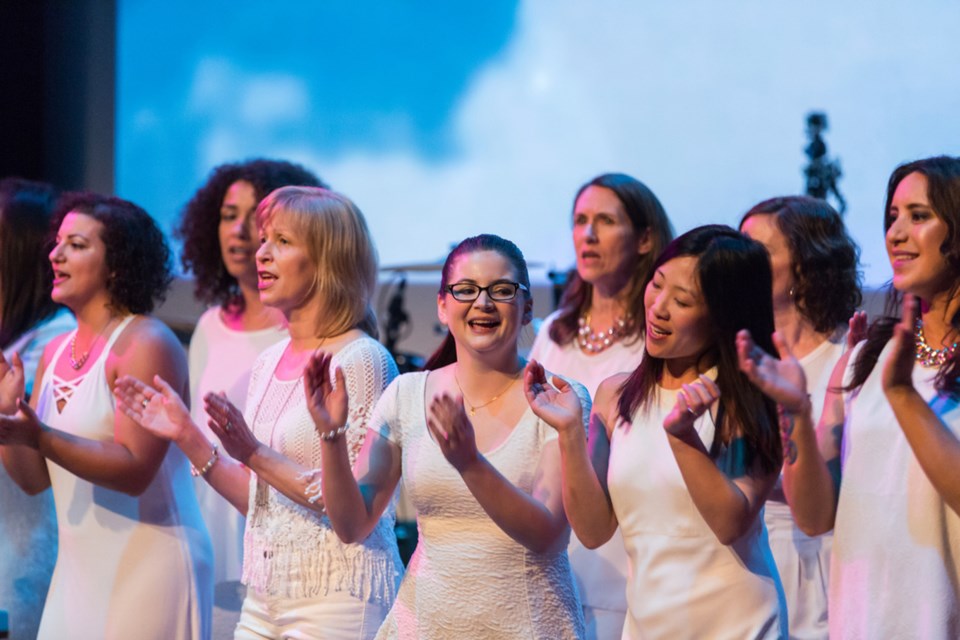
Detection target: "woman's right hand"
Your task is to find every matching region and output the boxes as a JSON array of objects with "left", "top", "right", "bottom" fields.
[
  {"left": 114, "top": 374, "right": 192, "bottom": 442},
  {"left": 0, "top": 351, "right": 25, "bottom": 415},
  {"left": 303, "top": 351, "right": 349, "bottom": 439},
  {"left": 736, "top": 329, "right": 809, "bottom": 412},
  {"left": 523, "top": 359, "right": 583, "bottom": 435}
]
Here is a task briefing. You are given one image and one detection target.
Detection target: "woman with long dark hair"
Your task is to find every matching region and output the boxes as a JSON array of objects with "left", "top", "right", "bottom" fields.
[
  {"left": 528, "top": 173, "right": 673, "bottom": 637},
  {"left": 0, "top": 178, "right": 75, "bottom": 640},
  {"left": 740, "top": 195, "right": 862, "bottom": 638},
  {"left": 738, "top": 156, "right": 960, "bottom": 638},
  {"left": 527, "top": 225, "right": 785, "bottom": 638}
]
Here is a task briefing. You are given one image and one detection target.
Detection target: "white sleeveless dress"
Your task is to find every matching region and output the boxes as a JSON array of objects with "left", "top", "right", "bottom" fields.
[
  {"left": 35, "top": 316, "right": 213, "bottom": 639},
  {"left": 372, "top": 372, "right": 586, "bottom": 639},
  {"left": 608, "top": 385, "right": 785, "bottom": 639}
]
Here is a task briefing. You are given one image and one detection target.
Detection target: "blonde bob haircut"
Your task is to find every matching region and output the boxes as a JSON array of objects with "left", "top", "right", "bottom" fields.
[{"left": 256, "top": 186, "right": 379, "bottom": 338}]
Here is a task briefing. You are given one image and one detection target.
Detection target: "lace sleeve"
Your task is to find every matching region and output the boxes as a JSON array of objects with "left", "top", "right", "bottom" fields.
[
  {"left": 337, "top": 339, "right": 399, "bottom": 468},
  {"left": 301, "top": 339, "right": 399, "bottom": 503}
]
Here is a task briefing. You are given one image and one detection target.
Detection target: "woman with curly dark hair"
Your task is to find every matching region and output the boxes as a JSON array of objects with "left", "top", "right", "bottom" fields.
[
  {"left": 178, "top": 159, "right": 324, "bottom": 589},
  {"left": 740, "top": 195, "right": 862, "bottom": 639},
  {"left": 528, "top": 172, "right": 673, "bottom": 638},
  {"left": 738, "top": 156, "right": 960, "bottom": 638},
  {"left": 0, "top": 192, "right": 213, "bottom": 639}
]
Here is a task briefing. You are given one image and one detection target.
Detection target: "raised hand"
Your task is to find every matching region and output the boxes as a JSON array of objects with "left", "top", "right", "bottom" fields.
[
  {"left": 426, "top": 392, "right": 480, "bottom": 473},
  {"left": 0, "top": 351, "right": 25, "bottom": 414},
  {"left": 883, "top": 293, "right": 919, "bottom": 396},
  {"left": 114, "top": 375, "right": 191, "bottom": 442},
  {"left": 0, "top": 398, "right": 43, "bottom": 448},
  {"left": 303, "top": 351, "right": 349, "bottom": 439},
  {"left": 523, "top": 359, "right": 583, "bottom": 435},
  {"left": 737, "top": 329, "right": 809, "bottom": 412},
  {"left": 204, "top": 392, "right": 259, "bottom": 464},
  {"left": 664, "top": 374, "right": 720, "bottom": 436},
  {"left": 847, "top": 310, "right": 868, "bottom": 349}
]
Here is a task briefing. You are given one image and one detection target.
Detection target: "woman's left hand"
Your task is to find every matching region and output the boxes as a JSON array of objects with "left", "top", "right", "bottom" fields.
[
  {"left": 0, "top": 398, "right": 43, "bottom": 449},
  {"left": 427, "top": 392, "right": 480, "bottom": 473},
  {"left": 204, "top": 392, "right": 260, "bottom": 464},
  {"left": 0, "top": 351, "right": 25, "bottom": 414},
  {"left": 664, "top": 374, "right": 720, "bottom": 436},
  {"left": 883, "top": 293, "right": 919, "bottom": 396}
]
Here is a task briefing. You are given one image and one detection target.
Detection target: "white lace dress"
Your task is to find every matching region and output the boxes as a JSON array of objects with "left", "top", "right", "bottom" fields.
[
  {"left": 241, "top": 336, "right": 404, "bottom": 606},
  {"left": 371, "top": 371, "right": 586, "bottom": 640}
]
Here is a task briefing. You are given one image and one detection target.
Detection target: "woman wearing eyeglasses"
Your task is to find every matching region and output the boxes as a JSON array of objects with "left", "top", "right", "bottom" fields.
[{"left": 308, "top": 234, "right": 586, "bottom": 638}]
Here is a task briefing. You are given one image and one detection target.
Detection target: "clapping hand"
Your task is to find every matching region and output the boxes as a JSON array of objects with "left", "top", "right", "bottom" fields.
[
  {"left": 0, "top": 351, "right": 25, "bottom": 414},
  {"left": 427, "top": 392, "right": 480, "bottom": 473},
  {"left": 303, "top": 351, "right": 349, "bottom": 439},
  {"left": 664, "top": 374, "right": 720, "bottom": 436},
  {"left": 0, "top": 398, "right": 42, "bottom": 448},
  {"left": 523, "top": 359, "right": 583, "bottom": 435},
  {"left": 847, "top": 310, "right": 868, "bottom": 349},
  {"left": 114, "top": 375, "right": 191, "bottom": 442},
  {"left": 204, "top": 392, "right": 259, "bottom": 464},
  {"left": 737, "top": 329, "right": 809, "bottom": 413},
  {"left": 883, "top": 293, "right": 919, "bottom": 397}
]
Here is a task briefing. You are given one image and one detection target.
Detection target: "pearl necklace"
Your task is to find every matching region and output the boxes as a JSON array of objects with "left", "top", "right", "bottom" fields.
[
  {"left": 914, "top": 318, "right": 959, "bottom": 368},
  {"left": 577, "top": 313, "right": 630, "bottom": 354}
]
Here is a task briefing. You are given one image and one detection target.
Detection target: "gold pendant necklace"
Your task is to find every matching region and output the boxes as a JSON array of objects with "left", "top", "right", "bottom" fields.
[{"left": 453, "top": 367, "right": 522, "bottom": 416}]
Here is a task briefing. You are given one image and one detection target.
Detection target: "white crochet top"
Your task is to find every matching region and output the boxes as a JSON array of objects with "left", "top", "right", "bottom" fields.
[{"left": 241, "top": 336, "right": 404, "bottom": 603}]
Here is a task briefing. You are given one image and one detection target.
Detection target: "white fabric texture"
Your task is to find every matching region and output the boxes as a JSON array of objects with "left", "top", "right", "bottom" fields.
[
  {"left": 608, "top": 384, "right": 785, "bottom": 639},
  {"left": 529, "top": 311, "right": 644, "bottom": 637},
  {"left": 830, "top": 341, "right": 960, "bottom": 639},
  {"left": 35, "top": 316, "right": 213, "bottom": 640},
  {"left": 372, "top": 371, "right": 587, "bottom": 640},
  {"left": 188, "top": 307, "right": 287, "bottom": 584},
  {"left": 764, "top": 331, "right": 846, "bottom": 640},
  {"left": 0, "top": 308, "right": 74, "bottom": 640},
  {"left": 235, "top": 584, "right": 390, "bottom": 640},
  {"left": 241, "top": 335, "right": 404, "bottom": 608}
]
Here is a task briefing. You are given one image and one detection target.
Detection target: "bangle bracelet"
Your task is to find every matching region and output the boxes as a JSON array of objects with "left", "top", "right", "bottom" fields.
[
  {"left": 319, "top": 424, "right": 349, "bottom": 442},
  {"left": 191, "top": 445, "right": 219, "bottom": 477}
]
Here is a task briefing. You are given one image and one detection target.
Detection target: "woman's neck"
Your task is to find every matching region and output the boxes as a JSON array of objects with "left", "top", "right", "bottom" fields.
[
  {"left": 73, "top": 300, "right": 121, "bottom": 335},
  {"left": 224, "top": 281, "right": 285, "bottom": 332},
  {"left": 660, "top": 353, "right": 715, "bottom": 390},
  {"left": 920, "top": 290, "right": 960, "bottom": 347},
  {"left": 587, "top": 286, "right": 628, "bottom": 326},
  {"left": 453, "top": 348, "right": 523, "bottom": 392},
  {"left": 774, "top": 303, "right": 830, "bottom": 359}
]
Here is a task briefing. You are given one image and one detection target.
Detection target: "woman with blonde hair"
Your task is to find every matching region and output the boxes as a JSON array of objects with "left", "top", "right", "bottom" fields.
[{"left": 116, "top": 186, "right": 403, "bottom": 639}]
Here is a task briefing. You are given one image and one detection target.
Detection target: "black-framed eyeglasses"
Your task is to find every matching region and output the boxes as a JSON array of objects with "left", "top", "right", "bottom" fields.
[{"left": 445, "top": 281, "right": 529, "bottom": 302}]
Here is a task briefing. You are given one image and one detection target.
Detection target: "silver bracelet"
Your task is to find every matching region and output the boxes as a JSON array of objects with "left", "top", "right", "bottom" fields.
[
  {"left": 319, "top": 424, "right": 349, "bottom": 442},
  {"left": 191, "top": 444, "right": 219, "bottom": 477}
]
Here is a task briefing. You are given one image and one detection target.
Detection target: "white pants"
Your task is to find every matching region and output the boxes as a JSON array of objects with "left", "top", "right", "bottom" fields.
[{"left": 235, "top": 587, "right": 388, "bottom": 640}]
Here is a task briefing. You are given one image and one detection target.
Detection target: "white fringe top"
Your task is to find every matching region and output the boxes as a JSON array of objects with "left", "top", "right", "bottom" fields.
[{"left": 241, "top": 336, "right": 404, "bottom": 603}]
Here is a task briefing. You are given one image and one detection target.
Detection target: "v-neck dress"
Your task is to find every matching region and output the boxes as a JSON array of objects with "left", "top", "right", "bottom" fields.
[{"left": 35, "top": 316, "right": 213, "bottom": 639}]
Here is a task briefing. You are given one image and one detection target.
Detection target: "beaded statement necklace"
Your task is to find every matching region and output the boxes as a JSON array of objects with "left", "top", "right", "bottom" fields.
[
  {"left": 914, "top": 318, "right": 959, "bottom": 368},
  {"left": 577, "top": 313, "right": 630, "bottom": 354}
]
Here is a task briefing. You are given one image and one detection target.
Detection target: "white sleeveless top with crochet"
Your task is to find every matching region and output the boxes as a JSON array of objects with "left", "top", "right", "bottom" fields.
[{"left": 241, "top": 335, "right": 404, "bottom": 604}]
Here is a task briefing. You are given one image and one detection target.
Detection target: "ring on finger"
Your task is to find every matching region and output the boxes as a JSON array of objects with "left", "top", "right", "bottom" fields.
[
  {"left": 685, "top": 407, "right": 698, "bottom": 417},
  {"left": 224, "top": 420, "right": 232, "bottom": 431},
  {"left": 141, "top": 399, "right": 149, "bottom": 408}
]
